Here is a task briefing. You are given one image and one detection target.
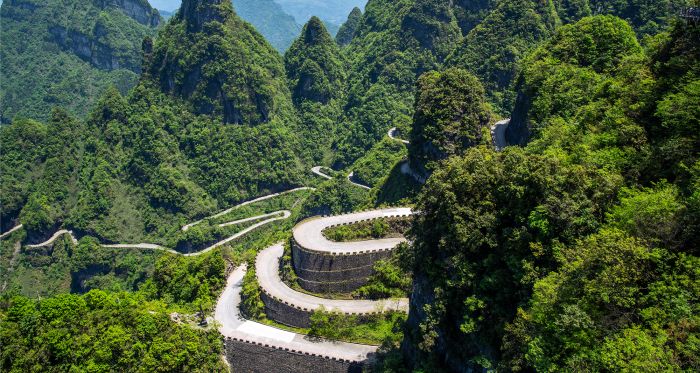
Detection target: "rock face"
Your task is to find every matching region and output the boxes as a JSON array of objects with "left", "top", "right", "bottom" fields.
[
  {"left": 148, "top": 0, "right": 293, "bottom": 125},
  {"left": 102, "top": 0, "right": 161, "bottom": 27}
]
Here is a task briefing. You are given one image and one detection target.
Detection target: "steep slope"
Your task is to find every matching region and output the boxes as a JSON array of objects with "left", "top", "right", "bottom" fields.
[
  {"left": 335, "top": 7, "right": 362, "bottom": 47},
  {"left": 336, "top": 0, "right": 462, "bottom": 166},
  {"left": 148, "top": 0, "right": 295, "bottom": 125},
  {"left": 4, "top": 0, "right": 307, "bottom": 245},
  {"left": 401, "top": 16, "right": 699, "bottom": 372},
  {"left": 0, "top": 0, "right": 161, "bottom": 122},
  {"left": 447, "top": 0, "right": 557, "bottom": 113},
  {"left": 232, "top": 0, "right": 301, "bottom": 53},
  {"left": 407, "top": 68, "right": 493, "bottom": 177},
  {"left": 285, "top": 17, "right": 346, "bottom": 105},
  {"left": 284, "top": 17, "right": 346, "bottom": 163}
]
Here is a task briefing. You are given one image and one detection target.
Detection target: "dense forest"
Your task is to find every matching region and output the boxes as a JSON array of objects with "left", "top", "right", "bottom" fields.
[
  {"left": 0, "top": 0, "right": 161, "bottom": 122},
  {"left": 1, "top": 0, "right": 698, "bottom": 371}
]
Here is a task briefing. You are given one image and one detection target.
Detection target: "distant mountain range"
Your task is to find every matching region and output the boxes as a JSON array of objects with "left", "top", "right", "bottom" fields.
[{"left": 150, "top": 0, "right": 367, "bottom": 50}]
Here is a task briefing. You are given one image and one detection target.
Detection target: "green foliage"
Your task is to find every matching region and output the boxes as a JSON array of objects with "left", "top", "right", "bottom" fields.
[
  {"left": 323, "top": 218, "right": 410, "bottom": 242},
  {"left": 0, "top": 291, "right": 225, "bottom": 372},
  {"left": 149, "top": 0, "right": 295, "bottom": 126},
  {"left": 301, "top": 178, "right": 369, "bottom": 216},
  {"left": 286, "top": 17, "right": 347, "bottom": 105},
  {"left": 148, "top": 250, "right": 225, "bottom": 310},
  {"left": 408, "top": 68, "right": 493, "bottom": 175},
  {"left": 403, "top": 18, "right": 700, "bottom": 372},
  {"left": 335, "top": 7, "right": 363, "bottom": 47},
  {"left": 240, "top": 264, "right": 266, "bottom": 320},
  {"left": 354, "top": 243, "right": 413, "bottom": 299},
  {"left": 351, "top": 138, "right": 409, "bottom": 188},
  {"left": 447, "top": 0, "right": 555, "bottom": 112},
  {"left": 0, "top": 0, "right": 160, "bottom": 121},
  {"left": 309, "top": 307, "right": 407, "bottom": 345},
  {"left": 503, "top": 229, "right": 699, "bottom": 371}
]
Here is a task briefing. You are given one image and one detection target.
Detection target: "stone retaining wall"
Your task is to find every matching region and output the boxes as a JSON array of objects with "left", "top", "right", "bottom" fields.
[
  {"left": 291, "top": 238, "right": 393, "bottom": 293},
  {"left": 224, "top": 337, "right": 366, "bottom": 373}
]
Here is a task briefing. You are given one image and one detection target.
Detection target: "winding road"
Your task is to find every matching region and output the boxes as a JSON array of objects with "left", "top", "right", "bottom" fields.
[
  {"left": 311, "top": 166, "right": 332, "bottom": 180},
  {"left": 215, "top": 265, "right": 377, "bottom": 362},
  {"left": 293, "top": 208, "right": 414, "bottom": 254},
  {"left": 0, "top": 224, "right": 23, "bottom": 240},
  {"left": 18, "top": 187, "right": 314, "bottom": 257},
  {"left": 182, "top": 187, "right": 314, "bottom": 231},
  {"left": 346, "top": 172, "right": 372, "bottom": 190},
  {"left": 388, "top": 127, "right": 410, "bottom": 144},
  {"left": 257, "top": 243, "right": 409, "bottom": 314}
]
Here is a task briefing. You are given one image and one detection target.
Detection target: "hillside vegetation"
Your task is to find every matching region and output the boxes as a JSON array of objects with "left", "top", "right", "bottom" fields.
[{"left": 0, "top": 0, "right": 161, "bottom": 122}]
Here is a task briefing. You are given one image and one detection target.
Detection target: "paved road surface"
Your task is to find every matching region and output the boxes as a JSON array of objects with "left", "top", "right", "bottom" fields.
[
  {"left": 491, "top": 119, "right": 510, "bottom": 151},
  {"left": 182, "top": 187, "right": 314, "bottom": 231},
  {"left": 257, "top": 243, "right": 409, "bottom": 314},
  {"left": 0, "top": 224, "right": 23, "bottom": 240},
  {"left": 311, "top": 166, "right": 333, "bottom": 180},
  {"left": 27, "top": 230, "right": 78, "bottom": 248},
  {"left": 347, "top": 171, "right": 372, "bottom": 190},
  {"left": 388, "top": 128, "right": 410, "bottom": 144},
  {"left": 215, "top": 265, "right": 378, "bottom": 362},
  {"left": 293, "top": 208, "right": 414, "bottom": 254},
  {"left": 27, "top": 210, "right": 293, "bottom": 257}
]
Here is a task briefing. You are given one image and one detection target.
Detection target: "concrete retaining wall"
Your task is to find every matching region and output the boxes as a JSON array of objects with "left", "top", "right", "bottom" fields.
[
  {"left": 292, "top": 238, "right": 393, "bottom": 293},
  {"left": 224, "top": 337, "right": 366, "bottom": 373}
]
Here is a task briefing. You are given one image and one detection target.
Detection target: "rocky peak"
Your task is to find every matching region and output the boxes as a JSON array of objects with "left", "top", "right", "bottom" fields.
[
  {"left": 301, "top": 16, "right": 334, "bottom": 46},
  {"left": 179, "top": 0, "right": 232, "bottom": 32},
  {"left": 96, "top": 0, "right": 161, "bottom": 27},
  {"left": 336, "top": 7, "right": 362, "bottom": 47}
]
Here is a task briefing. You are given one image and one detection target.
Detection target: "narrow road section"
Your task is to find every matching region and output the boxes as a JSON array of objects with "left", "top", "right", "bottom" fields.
[
  {"left": 215, "top": 265, "right": 377, "bottom": 362},
  {"left": 311, "top": 166, "right": 332, "bottom": 180},
  {"left": 388, "top": 128, "right": 410, "bottom": 144},
  {"left": 182, "top": 187, "right": 314, "bottom": 231},
  {"left": 257, "top": 243, "right": 409, "bottom": 314},
  {"left": 293, "top": 208, "right": 414, "bottom": 254},
  {"left": 27, "top": 230, "right": 78, "bottom": 248},
  {"left": 0, "top": 224, "right": 23, "bottom": 240},
  {"left": 347, "top": 172, "right": 371, "bottom": 190}
]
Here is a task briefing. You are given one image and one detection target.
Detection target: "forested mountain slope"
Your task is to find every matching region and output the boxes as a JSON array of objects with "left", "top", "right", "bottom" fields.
[
  {"left": 232, "top": 0, "right": 301, "bottom": 53},
  {"left": 1, "top": 0, "right": 308, "bottom": 246},
  {"left": 402, "top": 16, "right": 699, "bottom": 372},
  {"left": 0, "top": 0, "right": 161, "bottom": 122}
]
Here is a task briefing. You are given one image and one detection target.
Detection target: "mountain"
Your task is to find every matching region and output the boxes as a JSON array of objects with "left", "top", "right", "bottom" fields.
[
  {"left": 3, "top": 0, "right": 307, "bottom": 244},
  {"left": 232, "top": 0, "right": 301, "bottom": 53},
  {"left": 284, "top": 16, "right": 346, "bottom": 163},
  {"left": 275, "top": 0, "right": 366, "bottom": 28},
  {"left": 335, "top": 6, "right": 362, "bottom": 46},
  {"left": 0, "top": 0, "right": 161, "bottom": 122}
]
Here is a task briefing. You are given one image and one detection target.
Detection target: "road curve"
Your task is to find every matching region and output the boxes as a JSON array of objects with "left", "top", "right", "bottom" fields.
[
  {"left": 388, "top": 128, "right": 410, "bottom": 144},
  {"left": 29, "top": 210, "right": 293, "bottom": 257},
  {"left": 311, "top": 166, "right": 332, "bottom": 180},
  {"left": 182, "top": 187, "right": 314, "bottom": 231},
  {"left": 293, "top": 208, "right": 414, "bottom": 254},
  {"left": 347, "top": 172, "right": 372, "bottom": 190},
  {"left": 0, "top": 224, "right": 23, "bottom": 240},
  {"left": 257, "top": 243, "right": 409, "bottom": 314},
  {"left": 27, "top": 230, "right": 78, "bottom": 248},
  {"left": 215, "top": 265, "right": 377, "bottom": 362},
  {"left": 491, "top": 119, "right": 510, "bottom": 151}
]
